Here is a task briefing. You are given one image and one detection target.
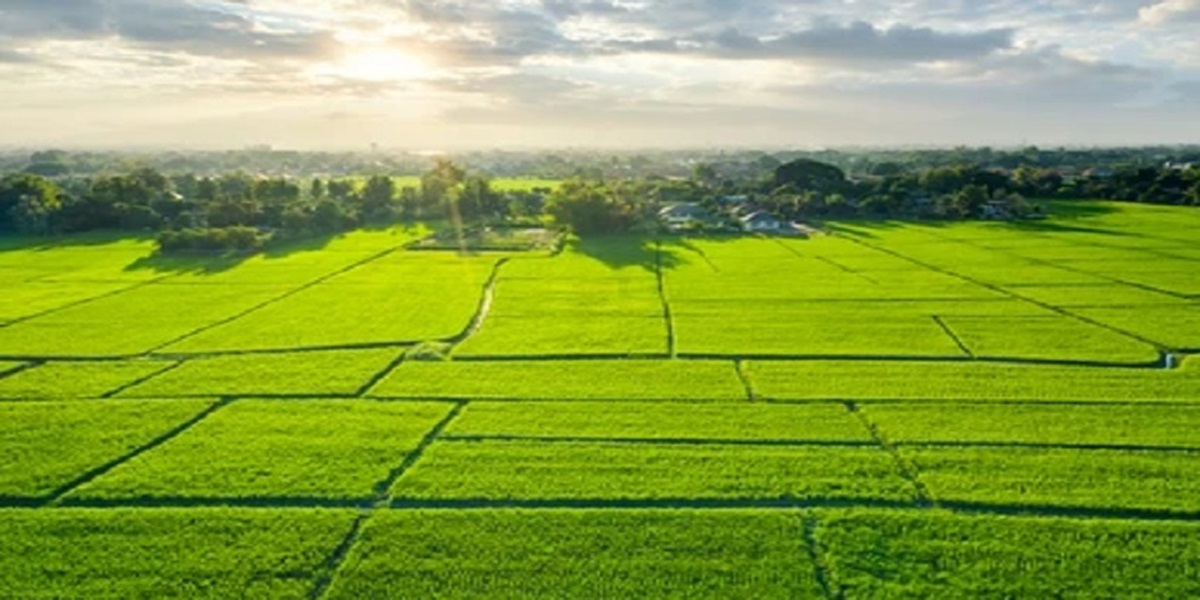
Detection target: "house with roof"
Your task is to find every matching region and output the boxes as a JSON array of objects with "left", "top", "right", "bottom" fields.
[
  {"left": 739, "top": 210, "right": 786, "bottom": 232},
  {"left": 658, "top": 202, "right": 712, "bottom": 231}
]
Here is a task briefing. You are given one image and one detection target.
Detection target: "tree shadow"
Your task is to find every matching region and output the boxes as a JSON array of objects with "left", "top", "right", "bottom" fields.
[{"left": 0, "top": 231, "right": 158, "bottom": 253}]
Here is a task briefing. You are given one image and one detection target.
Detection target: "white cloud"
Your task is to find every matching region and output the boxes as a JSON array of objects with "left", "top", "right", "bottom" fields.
[{"left": 1139, "top": 0, "right": 1200, "bottom": 25}]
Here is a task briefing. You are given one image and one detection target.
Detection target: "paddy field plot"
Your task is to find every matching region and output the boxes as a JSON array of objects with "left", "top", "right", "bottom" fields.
[
  {"left": 1, "top": 200, "right": 1199, "bottom": 597},
  {"left": 326, "top": 510, "right": 823, "bottom": 599},
  {"left": 0, "top": 508, "right": 355, "bottom": 599},
  {"left": 69, "top": 400, "right": 453, "bottom": 502},
  {"left": 817, "top": 510, "right": 1200, "bottom": 598},
  {"left": 369, "top": 359, "right": 748, "bottom": 400},
  {"left": 0, "top": 400, "right": 214, "bottom": 501},
  {"left": 0, "top": 360, "right": 178, "bottom": 399}
]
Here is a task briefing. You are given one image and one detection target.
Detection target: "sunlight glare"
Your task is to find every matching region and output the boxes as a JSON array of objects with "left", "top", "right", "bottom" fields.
[{"left": 335, "top": 49, "right": 431, "bottom": 82}]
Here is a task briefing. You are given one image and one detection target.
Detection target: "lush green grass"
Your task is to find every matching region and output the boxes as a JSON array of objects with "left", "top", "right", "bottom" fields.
[
  {"left": 0, "top": 400, "right": 214, "bottom": 500},
  {"left": 0, "top": 508, "right": 354, "bottom": 598},
  {"left": 941, "top": 315, "right": 1160, "bottom": 363},
  {"left": 0, "top": 360, "right": 177, "bottom": 399},
  {"left": 119, "top": 349, "right": 399, "bottom": 397},
  {"left": 818, "top": 510, "right": 1200, "bottom": 598},
  {"left": 1007, "top": 284, "right": 1187, "bottom": 307},
  {"left": 446, "top": 401, "right": 871, "bottom": 441},
  {"left": 392, "top": 440, "right": 915, "bottom": 502},
  {"left": 0, "top": 284, "right": 293, "bottom": 356},
  {"left": 1076, "top": 304, "right": 1200, "bottom": 350},
  {"left": 747, "top": 359, "right": 1200, "bottom": 402},
  {"left": 327, "top": 510, "right": 823, "bottom": 599},
  {"left": 163, "top": 255, "right": 501, "bottom": 352},
  {"left": 906, "top": 446, "right": 1200, "bottom": 513},
  {"left": 455, "top": 315, "right": 668, "bottom": 356},
  {"left": 71, "top": 400, "right": 452, "bottom": 501},
  {"left": 862, "top": 403, "right": 1200, "bottom": 448},
  {"left": 370, "top": 360, "right": 748, "bottom": 400}
]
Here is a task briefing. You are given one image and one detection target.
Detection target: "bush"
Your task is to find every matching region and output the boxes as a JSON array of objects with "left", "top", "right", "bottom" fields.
[{"left": 156, "top": 226, "right": 270, "bottom": 254}]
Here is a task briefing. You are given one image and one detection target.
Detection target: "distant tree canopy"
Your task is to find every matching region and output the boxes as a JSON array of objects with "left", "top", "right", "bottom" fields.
[
  {"left": 773, "top": 159, "right": 848, "bottom": 194},
  {"left": 545, "top": 180, "right": 638, "bottom": 234}
]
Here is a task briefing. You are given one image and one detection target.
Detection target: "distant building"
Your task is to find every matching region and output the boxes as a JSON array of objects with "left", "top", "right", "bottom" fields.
[
  {"left": 658, "top": 203, "right": 711, "bottom": 230},
  {"left": 740, "top": 210, "right": 785, "bottom": 232}
]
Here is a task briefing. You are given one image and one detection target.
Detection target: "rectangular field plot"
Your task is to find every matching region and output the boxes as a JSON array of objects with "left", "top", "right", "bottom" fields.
[
  {"left": 0, "top": 400, "right": 214, "bottom": 501},
  {"left": 674, "top": 310, "right": 966, "bottom": 357},
  {"left": 818, "top": 510, "right": 1200, "bottom": 599},
  {"left": 0, "top": 283, "right": 292, "bottom": 356},
  {"left": 0, "top": 508, "right": 354, "bottom": 599},
  {"left": 0, "top": 361, "right": 25, "bottom": 376},
  {"left": 1006, "top": 284, "right": 1186, "bottom": 307},
  {"left": 446, "top": 401, "right": 870, "bottom": 442},
  {"left": 862, "top": 403, "right": 1200, "bottom": 449},
  {"left": 163, "top": 255, "right": 500, "bottom": 352},
  {"left": 391, "top": 440, "right": 915, "bottom": 502},
  {"left": 454, "top": 314, "right": 667, "bottom": 356},
  {"left": 0, "top": 281, "right": 138, "bottom": 322},
  {"left": 747, "top": 360, "right": 1200, "bottom": 402},
  {"left": 69, "top": 400, "right": 453, "bottom": 502},
  {"left": 327, "top": 510, "right": 822, "bottom": 600},
  {"left": 939, "top": 315, "right": 1160, "bottom": 363},
  {"left": 905, "top": 446, "right": 1200, "bottom": 513},
  {"left": 120, "top": 348, "right": 399, "bottom": 397},
  {"left": 1076, "top": 304, "right": 1200, "bottom": 350},
  {"left": 370, "top": 360, "right": 748, "bottom": 401},
  {"left": 454, "top": 246, "right": 669, "bottom": 357},
  {"left": 0, "top": 360, "right": 177, "bottom": 399}
]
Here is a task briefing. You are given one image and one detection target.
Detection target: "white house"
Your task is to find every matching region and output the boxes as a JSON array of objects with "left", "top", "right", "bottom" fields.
[
  {"left": 658, "top": 203, "right": 711, "bottom": 229},
  {"left": 739, "top": 210, "right": 785, "bottom": 232}
]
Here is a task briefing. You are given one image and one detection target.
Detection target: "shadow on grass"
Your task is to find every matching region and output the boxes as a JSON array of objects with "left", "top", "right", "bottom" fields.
[
  {"left": 568, "top": 232, "right": 757, "bottom": 273},
  {"left": 823, "top": 200, "right": 1131, "bottom": 239}
]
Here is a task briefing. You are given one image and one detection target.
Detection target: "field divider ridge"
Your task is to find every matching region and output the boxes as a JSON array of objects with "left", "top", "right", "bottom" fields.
[
  {"left": 931, "top": 315, "right": 975, "bottom": 358},
  {"left": 734, "top": 360, "right": 757, "bottom": 401},
  {"left": 439, "top": 434, "right": 880, "bottom": 448},
  {"left": 0, "top": 273, "right": 179, "bottom": 330},
  {"left": 772, "top": 237, "right": 878, "bottom": 285},
  {"left": 442, "top": 257, "right": 511, "bottom": 351},
  {"left": 0, "top": 360, "right": 43, "bottom": 381},
  {"left": 100, "top": 360, "right": 186, "bottom": 398},
  {"left": 845, "top": 401, "right": 934, "bottom": 508},
  {"left": 355, "top": 353, "right": 407, "bottom": 397},
  {"left": 654, "top": 240, "right": 677, "bottom": 358},
  {"left": 42, "top": 396, "right": 236, "bottom": 507},
  {"left": 144, "top": 243, "right": 412, "bottom": 355},
  {"left": 307, "top": 400, "right": 468, "bottom": 599},
  {"left": 802, "top": 513, "right": 844, "bottom": 600},
  {"left": 838, "top": 235, "right": 1169, "bottom": 354}
]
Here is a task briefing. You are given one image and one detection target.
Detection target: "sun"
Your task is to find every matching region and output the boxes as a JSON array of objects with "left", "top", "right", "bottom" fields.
[{"left": 334, "top": 49, "right": 431, "bottom": 82}]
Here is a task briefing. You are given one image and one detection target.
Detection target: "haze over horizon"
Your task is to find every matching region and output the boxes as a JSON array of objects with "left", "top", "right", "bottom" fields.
[{"left": 2, "top": 0, "right": 1199, "bottom": 150}]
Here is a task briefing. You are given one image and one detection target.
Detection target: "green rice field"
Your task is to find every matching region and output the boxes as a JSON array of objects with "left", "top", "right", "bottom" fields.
[{"left": 1, "top": 200, "right": 1198, "bottom": 597}]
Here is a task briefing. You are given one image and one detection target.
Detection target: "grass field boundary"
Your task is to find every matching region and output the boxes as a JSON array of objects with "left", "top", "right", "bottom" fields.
[
  {"left": 354, "top": 353, "right": 408, "bottom": 397},
  {"left": 0, "top": 274, "right": 177, "bottom": 330},
  {"left": 846, "top": 402, "right": 934, "bottom": 508},
  {"left": 442, "top": 257, "right": 511, "bottom": 350},
  {"left": 655, "top": 240, "right": 677, "bottom": 357},
  {"left": 438, "top": 435, "right": 879, "bottom": 448},
  {"left": 310, "top": 401, "right": 468, "bottom": 599},
  {"left": 893, "top": 440, "right": 1200, "bottom": 453},
  {"left": 144, "top": 243, "right": 412, "bottom": 355},
  {"left": 307, "top": 512, "right": 370, "bottom": 600},
  {"left": 0, "top": 360, "right": 40, "bottom": 380},
  {"left": 840, "top": 235, "right": 1170, "bottom": 353},
  {"left": 17, "top": 496, "right": 1200, "bottom": 522},
  {"left": 772, "top": 237, "right": 878, "bottom": 285},
  {"left": 43, "top": 397, "right": 234, "bottom": 507},
  {"left": 923, "top": 225, "right": 1196, "bottom": 300},
  {"left": 99, "top": 360, "right": 184, "bottom": 398},
  {"left": 802, "top": 514, "right": 844, "bottom": 600},
  {"left": 735, "top": 359, "right": 756, "bottom": 400},
  {"left": 154, "top": 340, "right": 416, "bottom": 359},
  {"left": 931, "top": 315, "right": 975, "bottom": 358}
]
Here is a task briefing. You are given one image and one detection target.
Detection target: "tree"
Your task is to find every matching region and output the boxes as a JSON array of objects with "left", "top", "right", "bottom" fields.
[
  {"left": 0, "top": 173, "right": 63, "bottom": 233},
  {"left": 361, "top": 175, "right": 398, "bottom": 222},
  {"left": 544, "top": 180, "right": 635, "bottom": 234},
  {"left": 773, "top": 159, "right": 847, "bottom": 194}
]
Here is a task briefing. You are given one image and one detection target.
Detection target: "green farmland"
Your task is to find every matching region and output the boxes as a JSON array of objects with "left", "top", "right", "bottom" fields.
[{"left": 2, "top": 200, "right": 1199, "bottom": 597}]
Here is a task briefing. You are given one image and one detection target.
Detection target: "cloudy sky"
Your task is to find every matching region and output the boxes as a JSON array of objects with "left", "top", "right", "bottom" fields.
[{"left": 2, "top": 0, "right": 1199, "bottom": 149}]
